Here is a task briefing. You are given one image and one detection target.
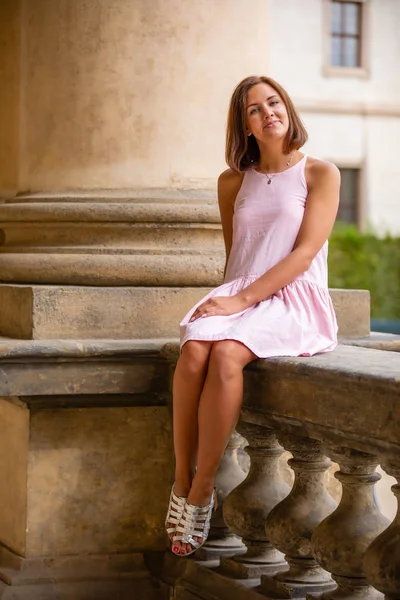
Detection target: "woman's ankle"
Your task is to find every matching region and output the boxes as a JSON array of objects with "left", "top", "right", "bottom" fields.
[
  {"left": 173, "top": 473, "right": 193, "bottom": 497},
  {"left": 187, "top": 474, "right": 215, "bottom": 506}
]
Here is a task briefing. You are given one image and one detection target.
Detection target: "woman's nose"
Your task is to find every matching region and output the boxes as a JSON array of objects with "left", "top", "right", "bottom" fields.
[{"left": 262, "top": 105, "right": 273, "bottom": 118}]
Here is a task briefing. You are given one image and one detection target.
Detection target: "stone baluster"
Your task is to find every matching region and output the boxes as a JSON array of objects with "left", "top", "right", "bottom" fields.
[
  {"left": 220, "top": 423, "right": 291, "bottom": 578},
  {"left": 195, "top": 431, "right": 247, "bottom": 560},
  {"left": 311, "top": 447, "right": 391, "bottom": 600},
  {"left": 364, "top": 458, "right": 400, "bottom": 600},
  {"left": 261, "top": 435, "right": 337, "bottom": 598}
]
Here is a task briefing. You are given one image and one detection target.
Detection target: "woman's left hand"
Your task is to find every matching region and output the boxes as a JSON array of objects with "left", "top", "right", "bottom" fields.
[{"left": 190, "top": 295, "right": 249, "bottom": 322}]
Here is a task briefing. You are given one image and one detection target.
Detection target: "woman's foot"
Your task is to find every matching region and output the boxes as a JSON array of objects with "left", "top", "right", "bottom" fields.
[
  {"left": 172, "top": 475, "right": 215, "bottom": 556},
  {"left": 166, "top": 478, "right": 191, "bottom": 542}
]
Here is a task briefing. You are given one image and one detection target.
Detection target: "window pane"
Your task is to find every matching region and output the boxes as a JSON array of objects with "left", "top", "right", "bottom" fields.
[
  {"left": 331, "top": 36, "right": 342, "bottom": 66},
  {"left": 343, "top": 2, "right": 360, "bottom": 35},
  {"left": 343, "top": 36, "right": 359, "bottom": 67},
  {"left": 337, "top": 168, "right": 359, "bottom": 224},
  {"left": 331, "top": 1, "right": 342, "bottom": 34}
]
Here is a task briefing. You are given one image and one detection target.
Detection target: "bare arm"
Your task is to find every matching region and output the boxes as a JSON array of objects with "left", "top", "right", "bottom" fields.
[
  {"left": 217, "top": 168, "right": 244, "bottom": 276},
  {"left": 236, "top": 159, "right": 340, "bottom": 306}
]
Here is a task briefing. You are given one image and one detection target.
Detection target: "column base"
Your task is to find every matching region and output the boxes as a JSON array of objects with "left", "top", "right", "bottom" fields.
[
  {"left": 260, "top": 566, "right": 337, "bottom": 599},
  {"left": 220, "top": 541, "right": 287, "bottom": 579},
  {"left": 194, "top": 534, "right": 246, "bottom": 562}
]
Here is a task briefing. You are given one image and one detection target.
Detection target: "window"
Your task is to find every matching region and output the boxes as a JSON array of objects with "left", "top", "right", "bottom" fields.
[
  {"left": 330, "top": 1, "right": 362, "bottom": 68},
  {"left": 337, "top": 168, "right": 360, "bottom": 224}
]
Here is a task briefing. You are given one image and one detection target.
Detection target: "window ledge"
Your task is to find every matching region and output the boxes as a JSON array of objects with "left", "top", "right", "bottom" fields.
[{"left": 323, "top": 65, "right": 369, "bottom": 79}]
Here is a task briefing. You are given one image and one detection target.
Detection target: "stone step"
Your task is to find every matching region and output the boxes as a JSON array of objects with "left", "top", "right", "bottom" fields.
[{"left": 0, "top": 285, "right": 370, "bottom": 340}]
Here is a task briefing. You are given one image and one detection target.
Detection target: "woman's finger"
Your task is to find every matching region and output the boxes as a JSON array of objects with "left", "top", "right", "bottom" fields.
[{"left": 190, "top": 300, "right": 227, "bottom": 321}]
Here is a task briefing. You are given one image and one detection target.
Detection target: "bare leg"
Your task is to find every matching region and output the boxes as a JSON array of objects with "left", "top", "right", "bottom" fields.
[
  {"left": 168, "top": 340, "right": 213, "bottom": 539},
  {"left": 177, "top": 340, "right": 257, "bottom": 555}
]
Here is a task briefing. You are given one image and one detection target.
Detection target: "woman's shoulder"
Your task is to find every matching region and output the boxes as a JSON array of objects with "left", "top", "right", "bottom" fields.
[
  {"left": 305, "top": 156, "right": 340, "bottom": 188},
  {"left": 217, "top": 168, "right": 245, "bottom": 206},
  {"left": 218, "top": 167, "right": 245, "bottom": 187}
]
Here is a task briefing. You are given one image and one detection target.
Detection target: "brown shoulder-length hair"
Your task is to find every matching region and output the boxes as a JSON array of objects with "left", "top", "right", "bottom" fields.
[{"left": 226, "top": 75, "right": 308, "bottom": 172}]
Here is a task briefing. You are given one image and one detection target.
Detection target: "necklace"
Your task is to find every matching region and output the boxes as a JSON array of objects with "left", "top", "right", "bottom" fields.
[{"left": 260, "top": 151, "right": 296, "bottom": 184}]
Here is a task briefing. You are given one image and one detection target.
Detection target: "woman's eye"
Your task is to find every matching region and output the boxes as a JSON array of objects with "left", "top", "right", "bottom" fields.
[
  {"left": 270, "top": 101, "right": 279, "bottom": 106},
  {"left": 250, "top": 107, "right": 259, "bottom": 115}
]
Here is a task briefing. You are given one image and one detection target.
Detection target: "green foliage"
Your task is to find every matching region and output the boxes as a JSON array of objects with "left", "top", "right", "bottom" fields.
[{"left": 328, "top": 224, "right": 400, "bottom": 319}]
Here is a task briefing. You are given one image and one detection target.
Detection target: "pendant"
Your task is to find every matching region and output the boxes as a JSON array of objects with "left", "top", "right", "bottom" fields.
[{"left": 267, "top": 179, "right": 272, "bottom": 185}]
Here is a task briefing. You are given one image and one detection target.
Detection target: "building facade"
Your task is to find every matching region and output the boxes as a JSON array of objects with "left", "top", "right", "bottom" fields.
[{"left": 266, "top": 0, "right": 400, "bottom": 234}]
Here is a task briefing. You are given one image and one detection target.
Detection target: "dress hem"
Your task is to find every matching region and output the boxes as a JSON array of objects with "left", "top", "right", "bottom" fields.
[{"left": 180, "top": 334, "right": 337, "bottom": 359}]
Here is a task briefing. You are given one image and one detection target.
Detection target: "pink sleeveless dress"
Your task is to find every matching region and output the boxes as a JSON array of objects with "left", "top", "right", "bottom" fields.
[{"left": 180, "top": 155, "right": 338, "bottom": 358}]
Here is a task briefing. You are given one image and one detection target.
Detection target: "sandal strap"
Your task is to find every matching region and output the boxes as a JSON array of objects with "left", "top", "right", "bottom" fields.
[
  {"left": 165, "top": 487, "right": 187, "bottom": 533},
  {"left": 175, "top": 491, "right": 215, "bottom": 545}
]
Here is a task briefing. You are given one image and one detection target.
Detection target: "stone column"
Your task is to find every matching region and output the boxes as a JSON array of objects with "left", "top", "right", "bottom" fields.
[
  {"left": 312, "top": 447, "right": 391, "bottom": 600},
  {"left": 0, "top": 0, "right": 270, "bottom": 341},
  {"left": 195, "top": 431, "right": 247, "bottom": 560},
  {"left": 363, "top": 458, "right": 400, "bottom": 600},
  {"left": 220, "top": 423, "right": 290, "bottom": 578},
  {"left": 261, "top": 435, "right": 337, "bottom": 598}
]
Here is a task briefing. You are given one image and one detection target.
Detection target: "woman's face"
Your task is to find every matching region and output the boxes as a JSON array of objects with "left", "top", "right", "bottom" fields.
[{"left": 245, "top": 82, "right": 289, "bottom": 143}]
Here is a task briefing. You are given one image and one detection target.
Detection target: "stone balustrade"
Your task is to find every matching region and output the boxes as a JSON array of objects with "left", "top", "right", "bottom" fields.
[
  {"left": 0, "top": 339, "right": 398, "bottom": 600},
  {"left": 194, "top": 345, "right": 399, "bottom": 600}
]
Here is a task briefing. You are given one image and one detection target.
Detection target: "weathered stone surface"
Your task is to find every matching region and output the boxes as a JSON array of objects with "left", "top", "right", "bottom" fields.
[
  {"left": 0, "top": 284, "right": 34, "bottom": 340},
  {"left": 241, "top": 345, "right": 400, "bottom": 454},
  {"left": 196, "top": 432, "right": 246, "bottom": 561},
  {"left": 364, "top": 459, "right": 400, "bottom": 600},
  {"left": 0, "top": 341, "right": 170, "bottom": 400},
  {"left": 29, "top": 406, "right": 172, "bottom": 555},
  {"left": 0, "top": 338, "right": 397, "bottom": 600},
  {"left": 0, "top": 197, "right": 225, "bottom": 285},
  {"left": 0, "top": 581, "right": 168, "bottom": 600},
  {"left": 261, "top": 437, "right": 337, "bottom": 596},
  {"left": 0, "top": 360, "right": 167, "bottom": 398},
  {"left": 221, "top": 425, "right": 289, "bottom": 578},
  {"left": 0, "top": 340, "right": 174, "bottom": 598},
  {"left": 156, "top": 553, "right": 267, "bottom": 600},
  {"left": 0, "top": 0, "right": 269, "bottom": 192},
  {"left": 0, "top": 337, "right": 166, "bottom": 359},
  {"left": 0, "top": 284, "right": 371, "bottom": 340},
  {"left": 0, "top": 197, "right": 220, "bottom": 222},
  {"left": 0, "top": 285, "right": 211, "bottom": 339},
  {"left": 0, "top": 0, "right": 20, "bottom": 198},
  {"left": 0, "top": 547, "right": 169, "bottom": 600},
  {"left": 0, "top": 400, "right": 29, "bottom": 556},
  {"left": 0, "top": 400, "right": 173, "bottom": 557},
  {"left": 341, "top": 331, "right": 400, "bottom": 352},
  {"left": 312, "top": 448, "right": 390, "bottom": 600},
  {"left": 0, "top": 252, "right": 225, "bottom": 286},
  {"left": 329, "top": 289, "right": 370, "bottom": 338}
]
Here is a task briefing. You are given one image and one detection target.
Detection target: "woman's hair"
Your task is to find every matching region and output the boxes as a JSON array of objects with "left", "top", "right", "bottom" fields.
[{"left": 226, "top": 75, "right": 308, "bottom": 172}]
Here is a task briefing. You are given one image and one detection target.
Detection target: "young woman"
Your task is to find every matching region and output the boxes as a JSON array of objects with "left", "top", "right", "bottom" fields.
[{"left": 165, "top": 75, "right": 340, "bottom": 556}]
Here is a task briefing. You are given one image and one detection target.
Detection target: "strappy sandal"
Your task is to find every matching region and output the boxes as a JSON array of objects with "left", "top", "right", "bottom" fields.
[
  {"left": 172, "top": 489, "right": 216, "bottom": 556},
  {"left": 165, "top": 486, "right": 187, "bottom": 541}
]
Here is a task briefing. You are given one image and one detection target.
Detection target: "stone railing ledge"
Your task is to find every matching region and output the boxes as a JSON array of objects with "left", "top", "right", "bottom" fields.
[
  {"left": 0, "top": 337, "right": 171, "bottom": 360},
  {"left": 241, "top": 345, "right": 400, "bottom": 455}
]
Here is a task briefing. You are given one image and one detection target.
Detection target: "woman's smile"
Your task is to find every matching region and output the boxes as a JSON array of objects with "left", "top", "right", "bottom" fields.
[{"left": 263, "top": 119, "right": 280, "bottom": 129}]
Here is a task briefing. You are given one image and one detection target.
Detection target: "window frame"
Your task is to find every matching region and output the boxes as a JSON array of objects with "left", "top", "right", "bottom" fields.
[
  {"left": 323, "top": 0, "right": 370, "bottom": 78},
  {"left": 334, "top": 162, "right": 365, "bottom": 228}
]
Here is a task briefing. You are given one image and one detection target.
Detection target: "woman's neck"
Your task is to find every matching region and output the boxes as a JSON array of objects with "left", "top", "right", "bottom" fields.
[{"left": 257, "top": 145, "right": 291, "bottom": 174}]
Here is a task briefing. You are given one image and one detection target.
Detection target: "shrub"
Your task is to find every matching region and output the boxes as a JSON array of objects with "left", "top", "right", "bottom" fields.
[{"left": 328, "top": 224, "right": 400, "bottom": 319}]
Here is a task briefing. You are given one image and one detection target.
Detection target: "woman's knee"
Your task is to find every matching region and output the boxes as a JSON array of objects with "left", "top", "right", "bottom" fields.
[
  {"left": 208, "top": 341, "right": 254, "bottom": 382},
  {"left": 179, "top": 341, "right": 212, "bottom": 377}
]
